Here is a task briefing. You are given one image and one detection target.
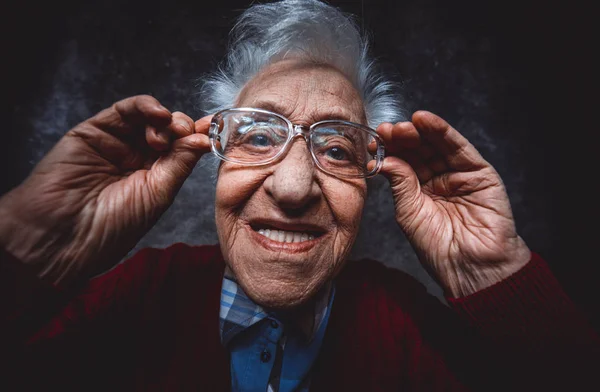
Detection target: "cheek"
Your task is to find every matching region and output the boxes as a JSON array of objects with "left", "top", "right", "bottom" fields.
[
  {"left": 215, "top": 166, "right": 268, "bottom": 210},
  {"left": 319, "top": 179, "right": 366, "bottom": 278},
  {"left": 322, "top": 179, "right": 366, "bottom": 233},
  {"left": 215, "top": 166, "right": 268, "bottom": 242}
]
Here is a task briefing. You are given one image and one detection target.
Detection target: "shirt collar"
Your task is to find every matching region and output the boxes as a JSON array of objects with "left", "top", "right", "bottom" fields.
[{"left": 219, "top": 272, "right": 334, "bottom": 347}]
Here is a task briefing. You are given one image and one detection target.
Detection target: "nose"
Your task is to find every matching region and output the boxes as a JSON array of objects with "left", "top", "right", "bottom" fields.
[{"left": 263, "top": 138, "right": 321, "bottom": 210}]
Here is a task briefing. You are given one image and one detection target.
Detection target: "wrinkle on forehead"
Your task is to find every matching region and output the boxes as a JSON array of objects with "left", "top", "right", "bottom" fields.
[{"left": 236, "top": 60, "right": 367, "bottom": 125}]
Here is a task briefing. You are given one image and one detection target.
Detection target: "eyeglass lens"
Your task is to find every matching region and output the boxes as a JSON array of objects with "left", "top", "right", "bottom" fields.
[{"left": 212, "top": 110, "right": 380, "bottom": 177}]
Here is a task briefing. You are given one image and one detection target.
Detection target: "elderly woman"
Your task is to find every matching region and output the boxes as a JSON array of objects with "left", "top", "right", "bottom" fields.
[{"left": 0, "top": 0, "right": 597, "bottom": 391}]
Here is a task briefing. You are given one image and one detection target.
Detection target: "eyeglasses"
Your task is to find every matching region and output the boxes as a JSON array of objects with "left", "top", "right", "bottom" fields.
[{"left": 208, "top": 108, "right": 385, "bottom": 179}]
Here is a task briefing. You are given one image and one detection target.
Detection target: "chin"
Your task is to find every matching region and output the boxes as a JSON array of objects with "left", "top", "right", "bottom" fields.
[
  {"left": 218, "top": 220, "right": 352, "bottom": 310},
  {"left": 233, "top": 263, "right": 327, "bottom": 310},
  {"left": 252, "top": 291, "right": 309, "bottom": 310},
  {"left": 252, "top": 278, "right": 321, "bottom": 310}
]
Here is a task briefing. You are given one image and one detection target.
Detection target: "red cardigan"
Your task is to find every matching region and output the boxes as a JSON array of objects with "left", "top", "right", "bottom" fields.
[{"left": 1, "top": 243, "right": 598, "bottom": 391}]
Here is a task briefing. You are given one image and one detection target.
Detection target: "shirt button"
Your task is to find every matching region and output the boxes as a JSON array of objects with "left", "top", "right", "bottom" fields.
[
  {"left": 260, "top": 350, "right": 271, "bottom": 363},
  {"left": 270, "top": 320, "right": 279, "bottom": 329}
]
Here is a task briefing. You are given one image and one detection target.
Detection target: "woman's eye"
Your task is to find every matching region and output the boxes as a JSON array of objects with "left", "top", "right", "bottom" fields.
[
  {"left": 325, "top": 146, "right": 348, "bottom": 161},
  {"left": 247, "top": 133, "right": 272, "bottom": 147}
]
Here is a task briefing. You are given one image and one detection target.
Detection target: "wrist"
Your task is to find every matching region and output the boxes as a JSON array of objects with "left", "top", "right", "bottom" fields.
[{"left": 441, "top": 236, "right": 532, "bottom": 298}]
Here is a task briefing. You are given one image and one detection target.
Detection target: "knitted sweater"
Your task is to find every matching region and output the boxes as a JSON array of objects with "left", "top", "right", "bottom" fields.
[{"left": 1, "top": 243, "right": 598, "bottom": 391}]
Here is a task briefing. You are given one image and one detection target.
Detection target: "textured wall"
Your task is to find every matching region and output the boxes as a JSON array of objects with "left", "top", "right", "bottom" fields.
[{"left": 2, "top": 0, "right": 597, "bottom": 325}]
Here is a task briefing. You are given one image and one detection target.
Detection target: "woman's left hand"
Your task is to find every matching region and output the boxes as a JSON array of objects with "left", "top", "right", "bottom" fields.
[{"left": 377, "top": 111, "right": 531, "bottom": 297}]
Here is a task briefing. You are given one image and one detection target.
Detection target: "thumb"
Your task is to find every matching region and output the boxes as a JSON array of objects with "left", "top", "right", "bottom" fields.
[
  {"left": 379, "top": 156, "right": 423, "bottom": 222},
  {"left": 152, "top": 131, "right": 211, "bottom": 197}
]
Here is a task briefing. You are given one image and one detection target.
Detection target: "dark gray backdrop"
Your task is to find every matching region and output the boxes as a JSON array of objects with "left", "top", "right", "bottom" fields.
[{"left": 2, "top": 0, "right": 597, "bottom": 327}]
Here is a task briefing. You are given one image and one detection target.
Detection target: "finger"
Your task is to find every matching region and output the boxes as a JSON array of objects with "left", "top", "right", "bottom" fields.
[
  {"left": 114, "top": 95, "right": 172, "bottom": 126},
  {"left": 379, "top": 156, "right": 420, "bottom": 196},
  {"left": 391, "top": 121, "right": 421, "bottom": 149},
  {"left": 145, "top": 125, "right": 170, "bottom": 152},
  {"left": 163, "top": 111, "right": 195, "bottom": 139},
  {"left": 376, "top": 122, "right": 393, "bottom": 141},
  {"left": 377, "top": 121, "right": 437, "bottom": 182},
  {"left": 373, "top": 122, "right": 392, "bottom": 154},
  {"left": 399, "top": 150, "right": 435, "bottom": 183},
  {"left": 381, "top": 124, "right": 448, "bottom": 180},
  {"left": 378, "top": 156, "right": 423, "bottom": 221},
  {"left": 91, "top": 95, "right": 172, "bottom": 134},
  {"left": 152, "top": 132, "right": 211, "bottom": 194},
  {"left": 412, "top": 111, "right": 488, "bottom": 171},
  {"left": 147, "top": 112, "right": 195, "bottom": 151},
  {"left": 195, "top": 115, "right": 213, "bottom": 135},
  {"left": 376, "top": 121, "right": 421, "bottom": 154}
]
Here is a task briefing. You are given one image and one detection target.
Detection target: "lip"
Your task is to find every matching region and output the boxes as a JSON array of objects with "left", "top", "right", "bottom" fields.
[{"left": 246, "top": 223, "right": 324, "bottom": 254}]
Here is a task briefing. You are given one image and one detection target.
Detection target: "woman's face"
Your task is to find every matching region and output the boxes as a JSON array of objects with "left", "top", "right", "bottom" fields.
[{"left": 215, "top": 60, "right": 368, "bottom": 309}]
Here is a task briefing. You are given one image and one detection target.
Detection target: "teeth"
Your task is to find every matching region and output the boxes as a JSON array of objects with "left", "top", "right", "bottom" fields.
[{"left": 256, "top": 228, "right": 316, "bottom": 243}]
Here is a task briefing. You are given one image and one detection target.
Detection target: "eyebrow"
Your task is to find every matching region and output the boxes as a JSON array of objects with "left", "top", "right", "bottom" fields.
[
  {"left": 248, "top": 100, "right": 359, "bottom": 124},
  {"left": 247, "top": 101, "right": 291, "bottom": 117}
]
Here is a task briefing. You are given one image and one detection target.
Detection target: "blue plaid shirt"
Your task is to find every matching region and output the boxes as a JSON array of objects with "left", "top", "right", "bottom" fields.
[{"left": 219, "top": 273, "right": 334, "bottom": 392}]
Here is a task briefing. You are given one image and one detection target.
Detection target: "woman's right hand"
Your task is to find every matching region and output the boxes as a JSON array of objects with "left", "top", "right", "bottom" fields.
[{"left": 0, "top": 95, "right": 212, "bottom": 285}]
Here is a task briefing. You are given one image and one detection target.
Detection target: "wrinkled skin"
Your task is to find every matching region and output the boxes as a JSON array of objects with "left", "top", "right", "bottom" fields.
[
  {"left": 0, "top": 96, "right": 212, "bottom": 283},
  {"left": 216, "top": 59, "right": 530, "bottom": 306},
  {"left": 0, "top": 60, "right": 530, "bottom": 301},
  {"left": 215, "top": 60, "right": 368, "bottom": 309},
  {"left": 376, "top": 115, "right": 530, "bottom": 297}
]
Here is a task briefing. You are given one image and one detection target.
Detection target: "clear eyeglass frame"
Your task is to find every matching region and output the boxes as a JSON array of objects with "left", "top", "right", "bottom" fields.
[{"left": 208, "top": 107, "right": 386, "bottom": 179}]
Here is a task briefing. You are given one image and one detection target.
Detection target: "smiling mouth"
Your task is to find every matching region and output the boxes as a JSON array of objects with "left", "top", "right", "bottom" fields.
[
  {"left": 249, "top": 222, "right": 325, "bottom": 245},
  {"left": 255, "top": 228, "right": 314, "bottom": 243}
]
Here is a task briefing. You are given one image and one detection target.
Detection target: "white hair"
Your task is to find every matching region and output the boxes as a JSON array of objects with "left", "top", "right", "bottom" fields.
[{"left": 197, "top": 0, "right": 405, "bottom": 173}]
